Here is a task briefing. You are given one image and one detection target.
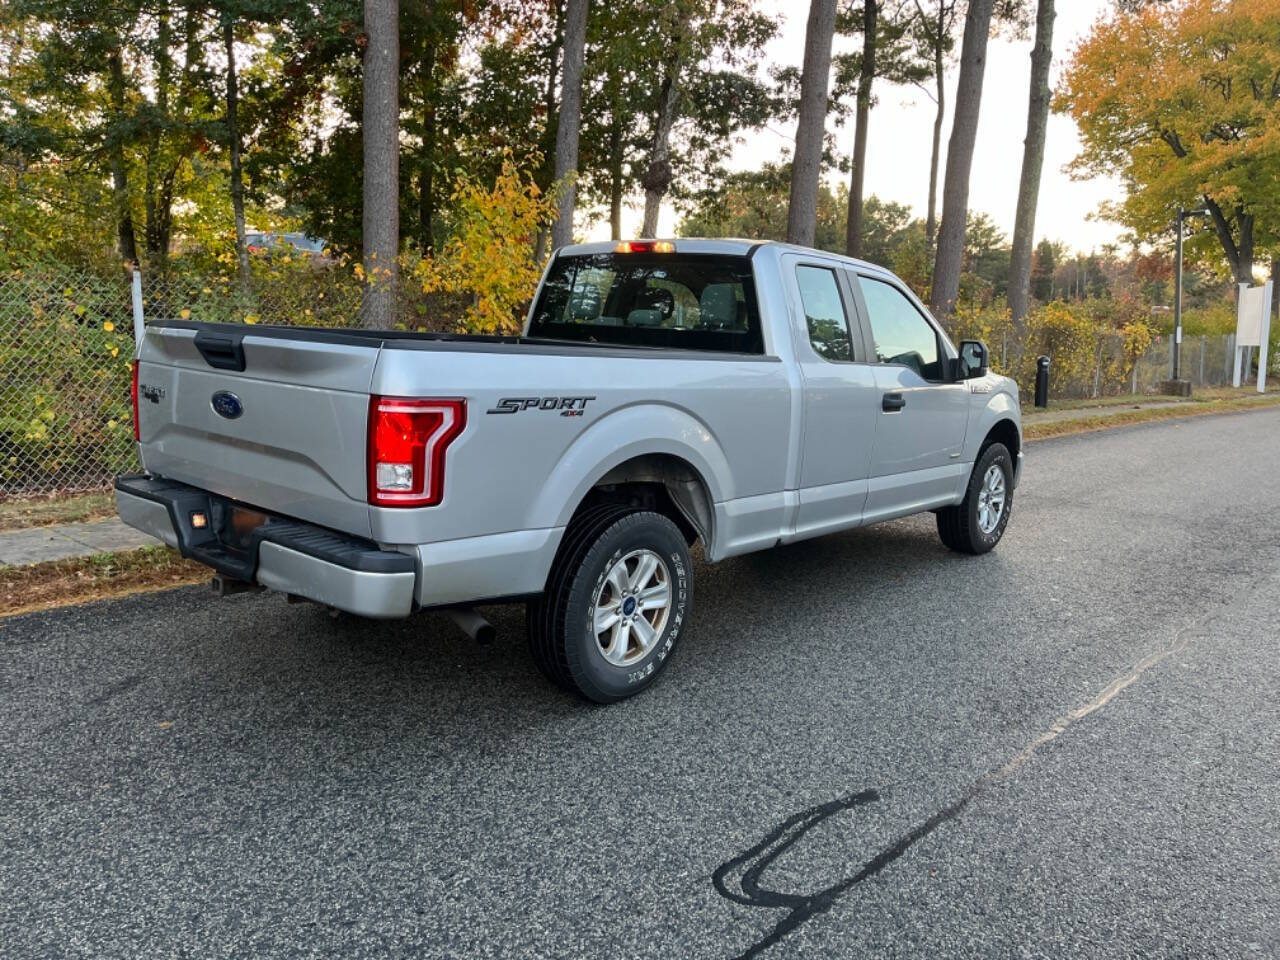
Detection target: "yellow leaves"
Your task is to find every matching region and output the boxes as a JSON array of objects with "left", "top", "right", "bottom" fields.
[
  {"left": 107, "top": 419, "right": 118, "bottom": 430},
  {"left": 109, "top": 346, "right": 119, "bottom": 357},
  {"left": 102, "top": 321, "right": 115, "bottom": 332},
  {"left": 243, "top": 313, "right": 259, "bottom": 325},
  {"left": 1060, "top": 0, "right": 1280, "bottom": 252},
  {"left": 179, "top": 309, "right": 191, "bottom": 320},
  {"left": 409, "top": 152, "right": 559, "bottom": 334}
]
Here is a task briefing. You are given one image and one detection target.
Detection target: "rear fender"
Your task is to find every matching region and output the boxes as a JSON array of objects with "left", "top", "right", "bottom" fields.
[{"left": 530, "top": 402, "right": 731, "bottom": 536}]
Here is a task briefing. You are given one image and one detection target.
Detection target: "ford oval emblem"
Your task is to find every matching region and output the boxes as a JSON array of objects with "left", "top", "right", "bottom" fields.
[{"left": 211, "top": 391, "right": 243, "bottom": 420}]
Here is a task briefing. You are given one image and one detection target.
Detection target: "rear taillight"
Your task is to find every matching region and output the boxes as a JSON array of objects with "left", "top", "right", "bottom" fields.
[
  {"left": 367, "top": 396, "right": 466, "bottom": 507},
  {"left": 130, "top": 360, "right": 140, "bottom": 441}
]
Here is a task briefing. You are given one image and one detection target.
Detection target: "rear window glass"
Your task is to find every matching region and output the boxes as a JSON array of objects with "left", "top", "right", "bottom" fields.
[{"left": 528, "top": 253, "right": 763, "bottom": 354}]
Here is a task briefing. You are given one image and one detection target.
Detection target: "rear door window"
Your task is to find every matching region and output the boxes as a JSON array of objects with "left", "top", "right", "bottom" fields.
[
  {"left": 529, "top": 253, "right": 763, "bottom": 353},
  {"left": 795, "top": 265, "right": 854, "bottom": 362}
]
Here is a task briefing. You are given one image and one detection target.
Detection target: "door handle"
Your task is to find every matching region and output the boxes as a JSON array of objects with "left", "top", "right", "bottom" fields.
[{"left": 882, "top": 392, "right": 906, "bottom": 412}]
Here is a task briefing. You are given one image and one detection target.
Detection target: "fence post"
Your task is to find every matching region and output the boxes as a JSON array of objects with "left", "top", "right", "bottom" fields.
[
  {"left": 1131, "top": 354, "right": 1138, "bottom": 395},
  {"left": 1198, "top": 335, "right": 1205, "bottom": 386},
  {"left": 131, "top": 269, "right": 145, "bottom": 350}
]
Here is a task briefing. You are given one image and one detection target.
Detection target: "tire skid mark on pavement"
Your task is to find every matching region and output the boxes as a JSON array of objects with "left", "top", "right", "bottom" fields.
[
  {"left": 713, "top": 630, "right": 1201, "bottom": 960},
  {"left": 84, "top": 672, "right": 146, "bottom": 706}
]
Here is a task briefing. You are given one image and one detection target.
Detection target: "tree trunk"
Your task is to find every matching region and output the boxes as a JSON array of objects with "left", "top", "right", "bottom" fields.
[
  {"left": 531, "top": 0, "right": 565, "bottom": 262},
  {"left": 550, "top": 0, "right": 589, "bottom": 250},
  {"left": 609, "top": 107, "right": 624, "bottom": 240},
  {"left": 105, "top": 48, "right": 138, "bottom": 265},
  {"left": 925, "top": 3, "right": 946, "bottom": 253},
  {"left": 144, "top": 11, "right": 174, "bottom": 268},
  {"left": 787, "top": 0, "right": 839, "bottom": 247},
  {"left": 641, "top": 66, "right": 682, "bottom": 237},
  {"left": 1204, "top": 198, "right": 1254, "bottom": 286},
  {"left": 417, "top": 39, "right": 437, "bottom": 252},
  {"left": 362, "top": 0, "right": 400, "bottom": 329},
  {"left": 1235, "top": 209, "right": 1254, "bottom": 286},
  {"left": 1006, "top": 0, "right": 1055, "bottom": 328},
  {"left": 845, "top": 0, "right": 877, "bottom": 259},
  {"left": 930, "top": 0, "right": 993, "bottom": 318},
  {"left": 224, "top": 18, "right": 250, "bottom": 293}
]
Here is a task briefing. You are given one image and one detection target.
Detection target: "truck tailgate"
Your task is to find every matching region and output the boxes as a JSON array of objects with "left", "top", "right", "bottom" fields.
[{"left": 135, "top": 325, "right": 378, "bottom": 538}]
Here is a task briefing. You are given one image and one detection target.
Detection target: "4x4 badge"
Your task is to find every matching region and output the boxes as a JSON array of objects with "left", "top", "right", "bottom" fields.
[{"left": 487, "top": 396, "right": 595, "bottom": 417}]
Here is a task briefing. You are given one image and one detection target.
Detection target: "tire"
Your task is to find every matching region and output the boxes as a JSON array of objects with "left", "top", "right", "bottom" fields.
[
  {"left": 527, "top": 509, "right": 692, "bottom": 703},
  {"left": 936, "top": 442, "right": 1013, "bottom": 555}
]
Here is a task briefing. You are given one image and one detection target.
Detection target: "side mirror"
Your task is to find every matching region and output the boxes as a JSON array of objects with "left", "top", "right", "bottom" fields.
[{"left": 957, "top": 339, "right": 989, "bottom": 380}]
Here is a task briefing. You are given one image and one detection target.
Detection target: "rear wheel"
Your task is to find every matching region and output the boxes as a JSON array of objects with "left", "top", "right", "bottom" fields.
[
  {"left": 937, "top": 442, "right": 1013, "bottom": 555},
  {"left": 527, "top": 509, "right": 692, "bottom": 703}
]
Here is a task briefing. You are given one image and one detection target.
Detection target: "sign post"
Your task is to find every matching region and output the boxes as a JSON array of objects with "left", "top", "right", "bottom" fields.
[{"left": 131, "top": 269, "right": 146, "bottom": 350}]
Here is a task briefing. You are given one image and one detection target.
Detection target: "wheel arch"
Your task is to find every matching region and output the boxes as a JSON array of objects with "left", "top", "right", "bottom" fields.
[
  {"left": 576, "top": 452, "right": 716, "bottom": 549},
  {"left": 531, "top": 403, "right": 729, "bottom": 552},
  {"left": 980, "top": 417, "right": 1021, "bottom": 462}
]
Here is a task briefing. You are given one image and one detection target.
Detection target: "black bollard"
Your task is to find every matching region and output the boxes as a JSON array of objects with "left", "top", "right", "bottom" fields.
[{"left": 1034, "top": 355, "right": 1050, "bottom": 408}]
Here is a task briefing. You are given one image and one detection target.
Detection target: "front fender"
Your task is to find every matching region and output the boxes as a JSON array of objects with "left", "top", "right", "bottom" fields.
[
  {"left": 963, "top": 386, "right": 1022, "bottom": 463},
  {"left": 529, "top": 402, "right": 732, "bottom": 531}
]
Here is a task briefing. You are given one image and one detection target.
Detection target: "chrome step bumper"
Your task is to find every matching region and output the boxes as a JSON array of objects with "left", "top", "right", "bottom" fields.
[{"left": 114, "top": 474, "right": 416, "bottom": 618}]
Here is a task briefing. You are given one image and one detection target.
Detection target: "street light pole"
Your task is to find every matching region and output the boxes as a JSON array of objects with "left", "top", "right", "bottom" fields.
[{"left": 1173, "top": 206, "right": 1209, "bottom": 381}]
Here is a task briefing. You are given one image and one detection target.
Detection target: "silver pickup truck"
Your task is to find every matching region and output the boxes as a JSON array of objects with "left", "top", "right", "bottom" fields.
[{"left": 116, "top": 239, "right": 1022, "bottom": 702}]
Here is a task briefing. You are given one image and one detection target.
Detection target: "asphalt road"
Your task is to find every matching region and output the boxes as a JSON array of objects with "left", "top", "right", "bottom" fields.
[{"left": 4, "top": 409, "right": 1279, "bottom": 959}]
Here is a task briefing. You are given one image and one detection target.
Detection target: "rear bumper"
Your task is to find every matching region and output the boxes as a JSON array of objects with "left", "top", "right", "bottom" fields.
[{"left": 114, "top": 474, "right": 416, "bottom": 618}]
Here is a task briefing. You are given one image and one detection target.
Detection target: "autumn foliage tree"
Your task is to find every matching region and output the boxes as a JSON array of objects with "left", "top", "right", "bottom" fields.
[
  {"left": 412, "top": 154, "right": 559, "bottom": 333},
  {"left": 1058, "top": 0, "right": 1280, "bottom": 285}
]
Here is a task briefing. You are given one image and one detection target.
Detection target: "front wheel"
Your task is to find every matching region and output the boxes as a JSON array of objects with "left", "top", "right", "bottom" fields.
[
  {"left": 937, "top": 442, "right": 1013, "bottom": 555},
  {"left": 527, "top": 509, "right": 692, "bottom": 703}
]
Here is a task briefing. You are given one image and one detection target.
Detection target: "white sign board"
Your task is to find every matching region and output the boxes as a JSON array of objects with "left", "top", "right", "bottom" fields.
[
  {"left": 1236, "top": 283, "right": 1269, "bottom": 346},
  {"left": 1234, "top": 281, "right": 1273, "bottom": 392}
]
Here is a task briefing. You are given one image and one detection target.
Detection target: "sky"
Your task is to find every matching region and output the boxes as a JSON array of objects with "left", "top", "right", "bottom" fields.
[{"left": 597, "top": 0, "right": 1127, "bottom": 255}]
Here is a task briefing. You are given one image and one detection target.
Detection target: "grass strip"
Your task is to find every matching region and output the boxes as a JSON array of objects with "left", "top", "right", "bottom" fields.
[
  {"left": 0, "top": 545, "right": 207, "bottom": 618},
  {"left": 0, "top": 491, "right": 117, "bottom": 532},
  {"left": 1025, "top": 392, "right": 1280, "bottom": 441}
]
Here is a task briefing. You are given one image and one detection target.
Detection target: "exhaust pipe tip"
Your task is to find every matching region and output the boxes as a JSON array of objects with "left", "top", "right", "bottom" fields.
[
  {"left": 211, "top": 575, "right": 260, "bottom": 597},
  {"left": 444, "top": 607, "right": 496, "bottom": 645}
]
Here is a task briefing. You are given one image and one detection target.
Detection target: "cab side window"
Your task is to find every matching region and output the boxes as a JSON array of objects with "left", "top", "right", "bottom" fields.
[
  {"left": 859, "top": 277, "right": 943, "bottom": 381},
  {"left": 796, "top": 265, "right": 854, "bottom": 362}
]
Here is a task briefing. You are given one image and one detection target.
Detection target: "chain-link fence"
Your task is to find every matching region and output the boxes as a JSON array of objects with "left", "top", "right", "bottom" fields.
[
  {"left": 0, "top": 266, "right": 1261, "bottom": 499},
  {"left": 139, "top": 266, "right": 363, "bottom": 331},
  {"left": 1, "top": 269, "right": 139, "bottom": 497},
  {"left": 1024, "top": 332, "right": 1241, "bottom": 399},
  {"left": 2, "top": 265, "right": 365, "bottom": 499}
]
